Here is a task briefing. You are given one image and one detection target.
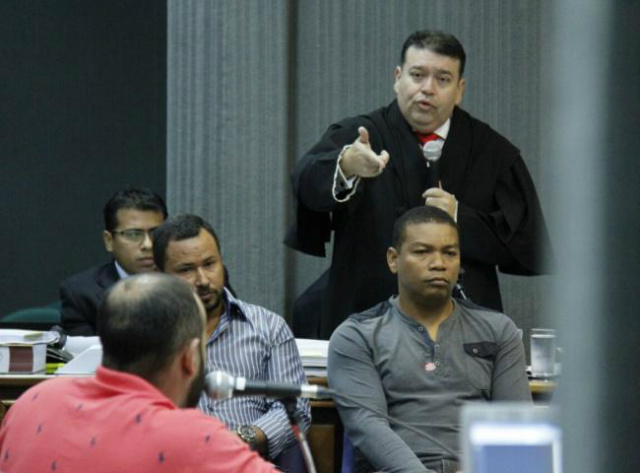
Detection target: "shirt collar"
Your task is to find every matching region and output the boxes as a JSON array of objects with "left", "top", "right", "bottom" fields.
[
  {"left": 219, "top": 288, "right": 248, "bottom": 321},
  {"left": 95, "top": 366, "right": 176, "bottom": 408},
  {"left": 207, "top": 288, "right": 248, "bottom": 342},
  {"left": 389, "top": 296, "right": 458, "bottom": 329},
  {"left": 433, "top": 118, "right": 451, "bottom": 140},
  {"left": 114, "top": 261, "right": 130, "bottom": 280}
]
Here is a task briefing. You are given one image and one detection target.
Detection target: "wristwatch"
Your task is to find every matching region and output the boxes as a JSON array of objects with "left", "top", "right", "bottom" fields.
[{"left": 236, "top": 425, "right": 259, "bottom": 451}]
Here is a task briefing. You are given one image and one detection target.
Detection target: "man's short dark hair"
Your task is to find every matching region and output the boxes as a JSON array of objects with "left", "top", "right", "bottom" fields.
[
  {"left": 97, "top": 273, "right": 202, "bottom": 380},
  {"left": 400, "top": 30, "right": 466, "bottom": 77},
  {"left": 392, "top": 205, "right": 460, "bottom": 250},
  {"left": 103, "top": 188, "right": 168, "bottom": 231},
  {"left": 152, "top": 214, "right": 221, "bottom": 271}
]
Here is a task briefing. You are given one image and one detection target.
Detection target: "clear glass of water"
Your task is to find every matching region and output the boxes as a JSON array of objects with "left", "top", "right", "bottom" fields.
[{"left": 530, "top": 328, "right": 557, "bottom": 378}]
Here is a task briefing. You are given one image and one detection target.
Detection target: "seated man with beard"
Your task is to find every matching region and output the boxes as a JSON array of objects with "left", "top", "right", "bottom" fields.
[{"left": 153, "top": 214, "right": 311, "bottom": 461}]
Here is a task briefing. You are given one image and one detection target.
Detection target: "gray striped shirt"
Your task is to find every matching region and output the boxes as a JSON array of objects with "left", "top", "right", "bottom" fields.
[{"left": 197, "top": 289, "right": 311, "bottom": 459}]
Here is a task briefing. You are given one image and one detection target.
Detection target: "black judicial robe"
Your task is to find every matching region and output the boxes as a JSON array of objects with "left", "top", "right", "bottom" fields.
[{"left": 286, "top": 100, "right": 553, "bottom": 339}]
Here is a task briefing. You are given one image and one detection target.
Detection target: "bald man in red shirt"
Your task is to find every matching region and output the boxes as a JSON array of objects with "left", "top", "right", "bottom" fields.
[{"left": 0, "top": 274, "right": 276, "bottom": 473}]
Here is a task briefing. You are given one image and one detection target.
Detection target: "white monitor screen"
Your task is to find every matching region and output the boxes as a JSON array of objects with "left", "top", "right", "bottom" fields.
[{"left": 462, "top": 403, "right": 562, "bottom": 473}]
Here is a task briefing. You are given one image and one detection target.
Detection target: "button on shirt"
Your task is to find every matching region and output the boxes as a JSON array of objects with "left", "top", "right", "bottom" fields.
[
  {"left": 197, "top": 289, "right": 311, "bottom": 459},
  {"left": 0, "top": 367, "right": 276, "bottom": 473}
]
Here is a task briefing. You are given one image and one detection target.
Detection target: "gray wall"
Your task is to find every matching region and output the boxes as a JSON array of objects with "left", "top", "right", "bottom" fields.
[{"left": 167, "top": 0, "right": 551, "bottom": 341}]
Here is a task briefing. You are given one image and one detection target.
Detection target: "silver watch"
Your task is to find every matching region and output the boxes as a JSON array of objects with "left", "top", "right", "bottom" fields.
[{"left": 236, "top": 425, "right": 259, "bottom": 450}]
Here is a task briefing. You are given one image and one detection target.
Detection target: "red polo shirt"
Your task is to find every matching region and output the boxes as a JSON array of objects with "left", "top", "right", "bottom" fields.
[{"left": 0, "top": 367, "right": 276, "bottom": 473}]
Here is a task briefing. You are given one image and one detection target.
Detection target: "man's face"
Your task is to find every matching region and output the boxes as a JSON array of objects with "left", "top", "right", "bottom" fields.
[
  {"left": 163, "top": 229, "right": 225, "bottom": 317},
  {"left": 103, "top": 209, "right": 165, "bottom": 275},
  {"left": 394, "top": 46, "right": 466, "bottom": 133},
  {"left": 387, "top": 222, "right": 460, "bottom": 306}
]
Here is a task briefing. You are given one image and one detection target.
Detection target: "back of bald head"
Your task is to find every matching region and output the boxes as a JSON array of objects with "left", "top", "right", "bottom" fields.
[{"left": 97, "top": 273, "right": 204, "bottom": 381}]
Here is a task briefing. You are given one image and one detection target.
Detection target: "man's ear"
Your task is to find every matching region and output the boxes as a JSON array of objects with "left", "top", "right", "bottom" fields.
[
  {"left": 181, "top": 338, "right": 201, "bottom": 378},
  {"left": 455, "top": 77, "right": 466, "bottom": 105},
  {"left": 387, "top": 247, "right": 399, "bottom": 274},
  {"left": 103, "top": 230, "right": 114, "bottom": 253},
  {"left": 393, "top": 66, "right": 402, "bottom": 94}
]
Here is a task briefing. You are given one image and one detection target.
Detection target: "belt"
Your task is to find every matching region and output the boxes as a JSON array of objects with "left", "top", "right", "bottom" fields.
[{"left": 423, "top": 458, "right": 460, "bottom": 473}]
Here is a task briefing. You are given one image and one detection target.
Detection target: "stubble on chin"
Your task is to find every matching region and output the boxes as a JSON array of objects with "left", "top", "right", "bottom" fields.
[
  {"left": 204, "top": 289, "right": 224, "bottom": 313},
  {"left": 419, "top": 289, "right": 452, "bottom": 310}
]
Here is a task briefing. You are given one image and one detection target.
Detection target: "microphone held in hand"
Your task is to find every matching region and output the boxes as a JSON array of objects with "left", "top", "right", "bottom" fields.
[
  {"left": 205, "top": 371, "right": 335, "bottom": 400},
  {"left": 423, "top": 140, "right": 443, "bottom": 189}
]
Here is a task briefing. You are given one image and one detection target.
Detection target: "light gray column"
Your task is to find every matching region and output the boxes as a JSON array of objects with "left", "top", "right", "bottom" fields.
[
  {"left": 167, "top": 0, "right": 291, "bottom": 314},
  {"left": 548, "top": 1, "right": 640, "bottom": 472}
]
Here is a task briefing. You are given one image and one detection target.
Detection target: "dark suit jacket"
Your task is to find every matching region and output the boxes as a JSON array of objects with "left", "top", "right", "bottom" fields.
[
  {"left": 287, "top": 101, "right": 553, "bottom": 339},
  {"left": 59, "top": 262, "right": 120, "bottom": 336}
]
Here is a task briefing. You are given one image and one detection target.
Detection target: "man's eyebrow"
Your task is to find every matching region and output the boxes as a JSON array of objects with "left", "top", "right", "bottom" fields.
[
  {"left": 408, "top": 242, "right": 435, "bottom": 249},
  {"left": 408, "top": 242, "right": 459, "bottom": 248},
  {"left": 121, "top": 227, "right": 157, "bottom": 232},
  {"left": 175, "top": 262, "right": 195, "bottom": 269}
]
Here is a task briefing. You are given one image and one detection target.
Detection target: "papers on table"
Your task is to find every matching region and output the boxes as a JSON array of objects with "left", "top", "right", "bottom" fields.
[
  {"left": 0, "top": 329, "right": 59, "bottom": 373},
  {"left": 0, "top": 329, "right": 59, "bottom": 346},
  {"left": 64, "top": 336, "right": 100, "bottom": 357},
  {"left": 56, "top": 344, "right": 102, "bottom": 375},
  {"left": 295, "top": 338, "right": 329, "bottom": 378}
]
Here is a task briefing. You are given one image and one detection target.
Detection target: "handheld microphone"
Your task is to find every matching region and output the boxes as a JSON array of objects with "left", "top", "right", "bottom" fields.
[
  {"left": 423, "top": 140, "right": 443, "bottom": 189},
  {"left": 205, "top": 371, "right": 334, "bottom": 400}
]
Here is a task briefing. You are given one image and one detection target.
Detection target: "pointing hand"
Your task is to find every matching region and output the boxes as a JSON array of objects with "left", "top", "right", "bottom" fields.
[{"left": 339, "top": 127, "right": 390, "bottom": 178}]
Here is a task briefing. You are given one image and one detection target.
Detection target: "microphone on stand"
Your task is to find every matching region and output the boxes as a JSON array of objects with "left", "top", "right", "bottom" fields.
[
  {"left": 206, "top": 371, "right": 327, "bottom": 473},
  {"left": 423, "top": 140, "right": 444, "bottom": 189},
  {"left": 205, "top": 371, "right": 334, "bottom": 400}
]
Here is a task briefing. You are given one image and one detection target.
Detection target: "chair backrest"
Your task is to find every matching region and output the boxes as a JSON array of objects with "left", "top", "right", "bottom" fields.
[{"left": 0, "top": 302, "right": 61, "bottom": 331}]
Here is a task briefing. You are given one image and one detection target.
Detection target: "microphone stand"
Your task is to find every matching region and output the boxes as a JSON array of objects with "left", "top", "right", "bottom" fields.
[{"left": 280, "top": 397, "right": 317, "bottom": 473}]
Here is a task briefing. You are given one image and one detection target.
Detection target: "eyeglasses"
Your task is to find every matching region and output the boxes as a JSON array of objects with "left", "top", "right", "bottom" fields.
[{"left": 111, "top": 229, "right": 156, "bottom": 243}]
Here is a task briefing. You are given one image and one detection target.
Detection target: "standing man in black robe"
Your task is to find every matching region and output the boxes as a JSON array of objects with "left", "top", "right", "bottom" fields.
[{"left": 287, "top": 30, "right": 553, "bottom": 339}]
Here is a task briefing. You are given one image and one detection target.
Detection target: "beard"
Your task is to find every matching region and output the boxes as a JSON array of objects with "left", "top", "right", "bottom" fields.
[
  {"left": 199, "top": 288, "right": 223, "bottom": 314},
  {"left": 184, "top": 356, "right": 206, "bottom": 409}
]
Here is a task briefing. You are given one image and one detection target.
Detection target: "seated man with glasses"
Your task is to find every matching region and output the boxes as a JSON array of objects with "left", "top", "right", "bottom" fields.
[{"left": 59, "top": 187, "right": 167, "bottom": 336}]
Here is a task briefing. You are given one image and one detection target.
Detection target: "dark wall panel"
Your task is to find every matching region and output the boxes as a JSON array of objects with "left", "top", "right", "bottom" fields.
[{"left": 0, "top": 1, "right": 167, "bottom": 315}]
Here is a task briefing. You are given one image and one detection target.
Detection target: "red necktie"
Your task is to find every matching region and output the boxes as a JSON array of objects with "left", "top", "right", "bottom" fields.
[{"left": 415, "top": 132, "right": 440, "bottom": 145}]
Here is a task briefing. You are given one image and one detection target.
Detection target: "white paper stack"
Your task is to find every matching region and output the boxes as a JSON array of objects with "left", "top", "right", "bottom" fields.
[
  {"left": 0, "top": 329, "right": 59, "bottom": 373},
  {"left": 295, "top": 338, "right": 329, "bottom": 378}
]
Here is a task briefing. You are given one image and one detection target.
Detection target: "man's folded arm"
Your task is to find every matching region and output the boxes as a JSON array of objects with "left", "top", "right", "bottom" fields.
[
  {"left": 491, "top": 320, "right": 533, "bottom": 401},
  {"left": 254, "top": 323, "right": 311, "bottom": 459},
  {"left": 328, "top": 324, "right": 433, "bottom": 473}
]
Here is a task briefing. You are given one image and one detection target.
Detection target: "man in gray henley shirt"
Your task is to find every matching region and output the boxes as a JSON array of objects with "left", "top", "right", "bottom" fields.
[{"left": 328, "top": 206, "right": 531, "bottom": 473}]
